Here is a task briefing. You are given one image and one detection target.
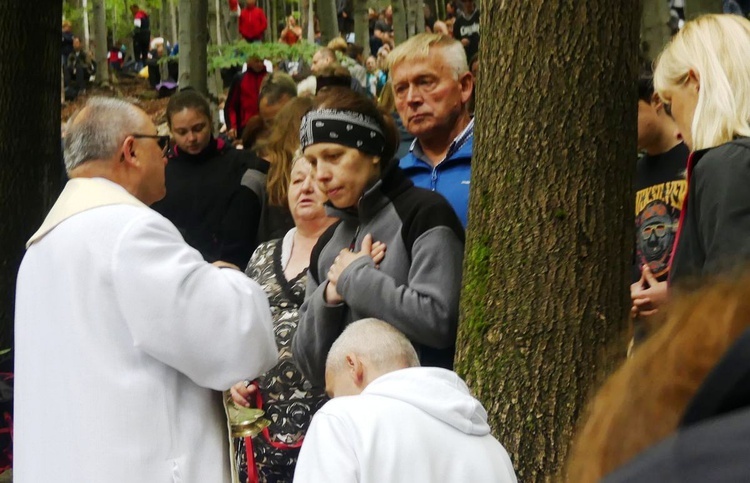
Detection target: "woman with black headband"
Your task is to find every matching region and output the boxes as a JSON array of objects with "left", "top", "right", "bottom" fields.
[{"left": 292, "top": 87, "right": 465, "bottom": 386}]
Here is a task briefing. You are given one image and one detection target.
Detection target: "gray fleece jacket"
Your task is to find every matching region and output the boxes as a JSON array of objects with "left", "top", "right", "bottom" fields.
[{"left": 292, "top": 163, "right": 465, "bottom": 386}]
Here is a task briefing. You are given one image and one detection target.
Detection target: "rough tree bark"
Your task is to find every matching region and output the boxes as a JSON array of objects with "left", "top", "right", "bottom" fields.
[
  {"left": 93, "top": 0, "right": 109, "bottom": 86},
  {"left": 0, "top": 1, "right": 62, "bottom": 351},
  {"left": 640, "top": 0, "right": 671, "bottom": 63},
  {"left": 318, "top": 0, "right": 339, "bottom": 44},
  {"left": 455, "top": 0, "right": 639, "bottom": 481},
  {"left": 685, "top": 0, "right": 722, "bottom": 19},
  {"left": 354, "top": 0, "right": 370, "bottom": 56},
  {"left": 391, "top": 0, "right": 407, "bottom": 44}
]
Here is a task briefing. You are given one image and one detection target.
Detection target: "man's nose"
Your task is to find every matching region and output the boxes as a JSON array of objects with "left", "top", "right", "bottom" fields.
[{"left": 406, "top": 85, "right": 422, "bottom": 104}]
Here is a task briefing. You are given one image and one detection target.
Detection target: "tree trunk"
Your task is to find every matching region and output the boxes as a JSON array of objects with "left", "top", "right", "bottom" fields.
[
  {"left": 170, "top": 0, "right": 179, "bottom": 44},
  {"left": 318, "top": 0, "right": 339, "bottom": 44},
  {"left": 405, "top": 0, "right": 417, "bottom": 37},
  {"left": 82, "top": 0, "right": 90, "bottom": 50},
  {"left": 455, "top": 0, "right": 639, "bottom": 480},
  {"left": 640, "top": 0, "right": 671, "bottom": 63},
  {"left": 415, "top": 0, "right": 425, "bottom": 33},
  {"left": 354, "top": 0, "right": 369, "bottom": 56},
  {"left": 0, "top": 0, "right": 62, "bottom": 351},
  {"left": 208, "top": 0, "right": 223, "bottom": 131},
  {"left": 304, "top": 0, "right": 315, "bottom": 42},
  {"left": 391, "top": 0, "right": 407, "bottom": 44},
  {"left": 178, "top": 0, "right": 192, "bottom": 87},
  {"left": 685, "top": 0, "right": 723, "bottom": 19},
  {"left": 93, "top": 0, "right": 109, "bottom": 86},
  {"left": 190, "top": 0, "right": 209, "bottom": 95}
]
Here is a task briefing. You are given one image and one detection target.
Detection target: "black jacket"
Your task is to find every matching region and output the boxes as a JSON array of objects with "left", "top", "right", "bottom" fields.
[
  {"left": 669, "top": 138, "right": 750, "bottom": 286},
  {"left": 151, "top": 138, "right": 268, "bottom": 268}
]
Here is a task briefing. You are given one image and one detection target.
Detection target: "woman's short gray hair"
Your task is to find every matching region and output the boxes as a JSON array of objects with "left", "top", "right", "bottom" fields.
[
  {"left": 326, "top": 318, "right": 420, "bottom": 375},
  {"left": 63, "top": 97, "right": 144, "bottom": 172}
]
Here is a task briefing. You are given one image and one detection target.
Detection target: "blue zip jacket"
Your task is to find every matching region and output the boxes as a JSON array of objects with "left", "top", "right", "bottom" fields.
[{"left": 398, "top": 134, "right": 473, "bottom": 228}]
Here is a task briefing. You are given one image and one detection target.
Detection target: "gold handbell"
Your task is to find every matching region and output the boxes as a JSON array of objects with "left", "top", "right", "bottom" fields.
[{"left": 228, "top": 401, "right": 271, "bottom": 438}]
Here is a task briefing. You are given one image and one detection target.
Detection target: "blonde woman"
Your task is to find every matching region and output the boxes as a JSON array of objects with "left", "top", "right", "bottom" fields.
[{"left": 633, "top": 14, "right": 750, "bottom": 317}]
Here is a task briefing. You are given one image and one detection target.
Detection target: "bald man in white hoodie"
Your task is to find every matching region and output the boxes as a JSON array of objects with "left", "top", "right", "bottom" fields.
[{"left": 293, "top": 319, "right": 517, "bottom": 483}]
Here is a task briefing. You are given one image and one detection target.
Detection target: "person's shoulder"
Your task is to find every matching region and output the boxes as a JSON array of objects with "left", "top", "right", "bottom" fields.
[
  {"left": 393, "top": 186, "right": 465, "bottom": 240},
  {"left": 696, "top": 138, "right": 750, "bottom": 172}
]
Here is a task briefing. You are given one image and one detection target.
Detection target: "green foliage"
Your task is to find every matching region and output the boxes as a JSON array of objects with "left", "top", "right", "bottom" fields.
[{"left": 208, "top": 40, "right": 318, "bottom": 70}]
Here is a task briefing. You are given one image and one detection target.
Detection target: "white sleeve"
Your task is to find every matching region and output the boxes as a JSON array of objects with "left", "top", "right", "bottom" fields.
[
  {"left": 111, "top": 212, "right": 278, "bottom": 390},
  {"left": 293, "top": 409, "right": 359, "bottom": 483},
  {"left": 134, "top": 18, "right": 142, "bottom": 28}
]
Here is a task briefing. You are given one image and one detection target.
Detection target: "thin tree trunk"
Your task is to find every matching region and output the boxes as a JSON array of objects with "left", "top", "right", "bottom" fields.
[
  {"left": 178, "top": 0, "right": 192, "bottom": 87},
  {"left": 93, "top": 0, "right": 109, "bottom": 86},
  {"left": 0, "top": 0, "right": 63, "bottom": 351},
  {"left": 318, "top": 0, "right": 339, "bottom": 44},
  {"left": 685, "top": 0, "right": 723, "bottom": 19},
  {"left": 190, "top": 0, "right": 209, "bottom": 95},
  {"left": 305, "top": 0, "right": 315, "bottom": 42},
  {"left": 455, "top": 0, "right": 639, "bottom": 480},
  {"left": 170, "top": 0, "right": 178, "bottom": 44},
  {"left": 354, "top": 0, "right": 369, "bottom": 56},
  {"left": 208, "top": 0, "right": 223, "bottom": 131},
  {"left": 416, "top": 0, "right": 425, "bottom": 33},
  {"left": 640, "top": 0, "right": 671, "bottom": 63},
  {"left": 391, "top": 0, "right": 407, "bottom": 45},
  {"left": 405, "top": 0, "right": 416, "bottom": 37},
  {"left": 82, "top": 0, "right": 90, "bottom": 49}
]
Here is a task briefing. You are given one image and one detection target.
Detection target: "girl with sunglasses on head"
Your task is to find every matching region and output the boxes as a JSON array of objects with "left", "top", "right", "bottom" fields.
[{"left": 151, "top": 89, "right": 268, "bottom": 268}]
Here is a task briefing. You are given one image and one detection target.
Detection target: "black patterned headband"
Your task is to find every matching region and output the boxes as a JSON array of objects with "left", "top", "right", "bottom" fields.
[{"left": 300, "top": 109, "right": 385, "bottom": 157}]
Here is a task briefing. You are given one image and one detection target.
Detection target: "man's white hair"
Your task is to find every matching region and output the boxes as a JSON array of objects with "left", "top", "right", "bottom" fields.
[
  {"left": 326, "top": 318, "right": 420, "bottom": 375},
  {"left": 63, "top": 97, "right": 144, "bottom": 173}
]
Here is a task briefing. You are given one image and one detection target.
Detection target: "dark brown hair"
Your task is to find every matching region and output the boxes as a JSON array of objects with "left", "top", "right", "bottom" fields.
[
  {"left": 166, "top": 89, "right": 211, "bottom": 128},
  {"left": 313, "top": 87, "right": 400, "bottom": 163}
]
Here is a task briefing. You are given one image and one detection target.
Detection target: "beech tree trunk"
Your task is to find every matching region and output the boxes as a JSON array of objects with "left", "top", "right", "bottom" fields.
[
  {"left": 191, "top": 0, "right": 209, "bottom": 95},
  {"left": 318, "top": 0, "right": 339, "bottom": 44},
  {"left": 178, "top": 0, "right": 192, "bottom": 87},
  {"left": 82, "top": 0, "right": 90, "bottom": 50},
  {"left": 208, "top": 0, "right": 223, "bottom": 130},
  {"left": 455, "top": 0, "right": 639, "bottom": 480},
  {"left": 0, "top": 1, "right": 62, "bottom": 351},
  {"left": 640, "top": 0, "right": 671, "bottom": 63},
  {"left": 405, "top": 0, "right": 416, "bottom": 37},
  {"left": 93, "top": 0, "right": 109, "bottom": 85},
  {"left": 354, "top": 0, "right": 369, "bottom": 56},
  {"left": 170, "top": 0, "right": 179, "bottom": 44},
  {"left": 416, "top": 0, "right": 425, "bottom": 34},
  {"left": 391, "top": 0, "right": 407, "bottom": 44}
]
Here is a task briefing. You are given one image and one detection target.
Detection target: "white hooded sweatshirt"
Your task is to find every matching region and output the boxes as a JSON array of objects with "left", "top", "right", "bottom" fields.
[{"left": 293, "top": 367, "right": 518, "bottom": 483}]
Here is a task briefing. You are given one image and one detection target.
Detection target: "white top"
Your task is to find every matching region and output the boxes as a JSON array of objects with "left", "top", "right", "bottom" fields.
[
  {"left": 14, "top": 178, "right": 278, "bottom": 482},
  {"left": 294, "top": 367, "right": 518, "bottom": 483}
]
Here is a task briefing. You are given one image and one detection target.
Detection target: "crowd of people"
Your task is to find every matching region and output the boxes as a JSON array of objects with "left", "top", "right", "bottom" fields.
[{"left": 34, "top": 2, "right": 750, "bottom": 482}]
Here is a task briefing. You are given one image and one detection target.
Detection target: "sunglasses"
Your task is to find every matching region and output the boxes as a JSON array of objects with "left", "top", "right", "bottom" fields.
[{"left": 132, "top": 134, "right": 171, "bottom": 155}]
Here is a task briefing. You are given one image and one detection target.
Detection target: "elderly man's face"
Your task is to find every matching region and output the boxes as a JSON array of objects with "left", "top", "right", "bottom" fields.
[
  {"left": 132, "top": 113, "right": 168, "bottom": 205},
  {"left": 391, "top": 47, "right": 473, "bottom": 140}
]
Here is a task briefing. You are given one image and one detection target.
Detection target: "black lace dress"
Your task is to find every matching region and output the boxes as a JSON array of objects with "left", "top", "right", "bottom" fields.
[{"left": 236, "top": 235, "right": 327, "bottom": 483}]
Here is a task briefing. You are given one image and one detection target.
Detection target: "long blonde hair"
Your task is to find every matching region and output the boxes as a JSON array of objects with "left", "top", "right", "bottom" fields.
[
  {"left": 654, "top": 14, "right": 750, "bottom": 150},
  {"left": 256, "top": 97, "right": 313, "bottom": 207}
]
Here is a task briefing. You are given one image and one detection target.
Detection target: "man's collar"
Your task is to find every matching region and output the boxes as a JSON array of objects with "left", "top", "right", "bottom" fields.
[{"left": 410, "top": 117, "right": 474, "bottom": 165}]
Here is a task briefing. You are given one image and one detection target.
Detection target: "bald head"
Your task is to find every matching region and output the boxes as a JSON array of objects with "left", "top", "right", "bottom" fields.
[
  {"left": 64, "top": 97, "right": 147, "bottom": 173},
  {"left": 325, "top": 319, "right": 420, "bottom": 397}
]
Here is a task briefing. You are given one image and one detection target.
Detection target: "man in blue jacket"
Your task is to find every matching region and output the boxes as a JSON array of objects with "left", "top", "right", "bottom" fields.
[{"left": 388, "top": 33, "right": 474, "bottom": 227}]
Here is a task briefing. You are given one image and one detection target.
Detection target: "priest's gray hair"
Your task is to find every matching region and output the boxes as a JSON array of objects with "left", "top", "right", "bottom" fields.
[
  {"left": 326, "top": 318, "right": 420, "bottom": 375},
  {"left": 63, "top": 97, "right": 144, "bottom": 173}
]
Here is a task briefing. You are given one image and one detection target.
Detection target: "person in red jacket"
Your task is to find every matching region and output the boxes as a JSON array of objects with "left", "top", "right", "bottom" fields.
[
  {"left": 239, "top": 0, "right": 268, "bottom": 42},
  {"left": 224, "top": 56, "right": 267, "bottom": 141}
]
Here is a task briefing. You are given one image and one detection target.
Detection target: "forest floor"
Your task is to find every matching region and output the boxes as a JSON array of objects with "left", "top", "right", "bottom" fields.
[{"left": 61, "top": 74, "right": 170, "bottom": 130}]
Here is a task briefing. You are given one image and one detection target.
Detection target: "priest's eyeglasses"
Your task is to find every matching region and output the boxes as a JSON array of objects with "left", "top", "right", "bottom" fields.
[{"left": 132, "top": 134, "right": 171, "bottom": 155}]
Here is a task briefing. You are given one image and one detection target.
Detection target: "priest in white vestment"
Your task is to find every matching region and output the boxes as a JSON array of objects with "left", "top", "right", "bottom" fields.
[{"left": 14, "top": 97, "right": 278, "bottom": 482}]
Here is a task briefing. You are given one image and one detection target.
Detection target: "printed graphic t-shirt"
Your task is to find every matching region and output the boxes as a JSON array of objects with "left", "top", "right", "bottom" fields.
[{"left": 633, "top": 142, "right": 690, "bottom": 282}]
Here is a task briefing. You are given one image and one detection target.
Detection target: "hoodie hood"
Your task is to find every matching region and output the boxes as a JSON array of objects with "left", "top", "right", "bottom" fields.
[{"left": 363, "top": 367, "right": 490, "bottom": 436}]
